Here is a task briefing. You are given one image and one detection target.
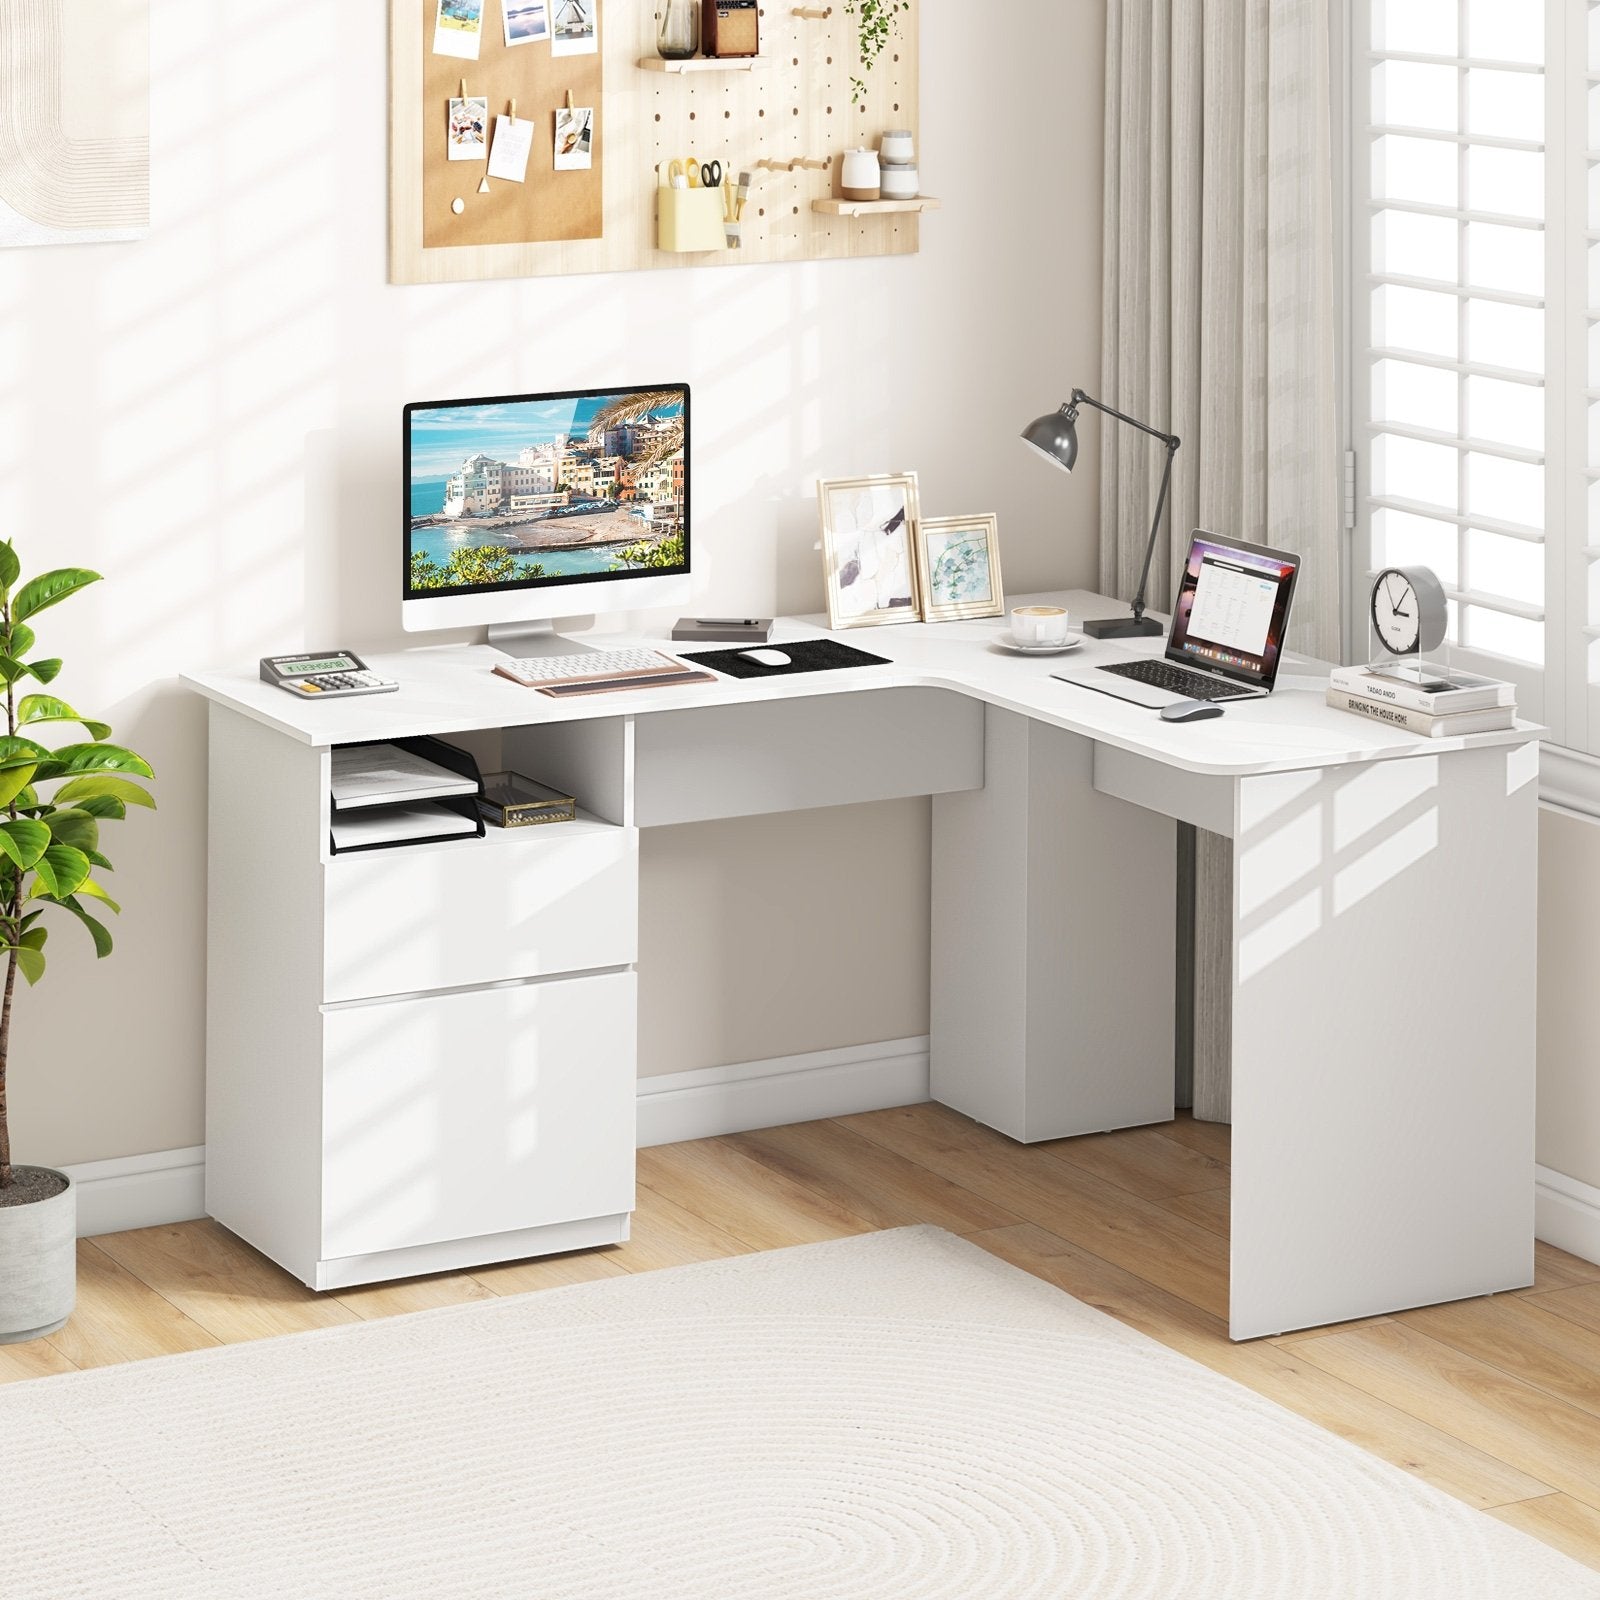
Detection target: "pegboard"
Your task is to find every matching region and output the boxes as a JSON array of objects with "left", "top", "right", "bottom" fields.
[{"left": 389, "top": 1, "right": 925, "bottom": 283}]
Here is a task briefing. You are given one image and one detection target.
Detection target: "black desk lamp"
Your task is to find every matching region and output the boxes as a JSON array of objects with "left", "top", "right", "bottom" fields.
[{"left": 1022, "top": 389, "right": 1181, "bottom": 640}]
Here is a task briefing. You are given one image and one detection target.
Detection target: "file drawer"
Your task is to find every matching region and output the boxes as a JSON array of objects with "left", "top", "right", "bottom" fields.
[
  {"left": 321, "top": 819, "right": 637, "bottom": 1003},
  {"left": 320, "top": 971, "right": 636, "bottom": 1262}
]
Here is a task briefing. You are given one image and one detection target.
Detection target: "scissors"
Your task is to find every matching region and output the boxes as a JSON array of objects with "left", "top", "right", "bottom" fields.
[{"left": 669, "top": 157, "right": 722, "bottom": 190}]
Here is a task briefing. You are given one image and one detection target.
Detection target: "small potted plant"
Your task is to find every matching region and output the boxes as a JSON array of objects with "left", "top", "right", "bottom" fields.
[{"left": 0, "top": 544, "right": 154, "bottom": 1343}]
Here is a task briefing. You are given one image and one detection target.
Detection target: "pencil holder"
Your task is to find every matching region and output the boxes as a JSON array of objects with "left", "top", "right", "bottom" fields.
[{"left": 658, "top": 188, "right": 728, "bottom": 253}]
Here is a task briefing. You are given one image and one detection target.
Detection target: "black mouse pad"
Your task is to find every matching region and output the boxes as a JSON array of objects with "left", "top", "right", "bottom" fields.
[{"left": 682, "top": 639, "right": 892, "bottom": 680}]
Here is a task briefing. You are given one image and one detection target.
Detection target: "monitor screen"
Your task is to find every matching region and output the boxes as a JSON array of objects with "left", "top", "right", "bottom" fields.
[
  {"left": 1166, "top": 533, "right": 1299, "bottom": 687},
  {"left": 404, "top": 386, "right": 689, "bottom": 600}
]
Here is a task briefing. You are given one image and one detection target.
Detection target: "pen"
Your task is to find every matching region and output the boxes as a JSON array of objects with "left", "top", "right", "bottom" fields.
[{"left": 698, "top": 618, "right": 763, "bottom": 627}]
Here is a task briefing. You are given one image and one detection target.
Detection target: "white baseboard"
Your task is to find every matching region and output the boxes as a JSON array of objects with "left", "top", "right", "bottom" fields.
[
  {"left": 1535, "top": 1165, "right": 1600, "bottom": 1268},
  {"left": 50, "top": 1040, "right": 931, "bottom": 1236},
  {"left": 60, "top": 1145, "right": 207, "bottom": 1239},
  {"left": 56, "top": 1065, "right": 1596, "bottom": 1275},
  {"left": 636, "top": 1036, "right": 931, "bottom": 1149}
]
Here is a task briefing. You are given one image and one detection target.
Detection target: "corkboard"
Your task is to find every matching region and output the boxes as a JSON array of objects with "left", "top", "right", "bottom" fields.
[
  {"left": 390, "top": 1, "right": 924, "bottom": 284},
  {"left": 419, "top": 4, "right": 602, "bottom": 249}
]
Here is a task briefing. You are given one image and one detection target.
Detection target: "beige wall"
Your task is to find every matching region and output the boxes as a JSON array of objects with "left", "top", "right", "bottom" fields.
[
  {"left": 4, "top": 1, "right": 1106, "bottom": 1166},
  {"left": 1538, "top": 807, "right": 1600, "bottom": 1190}
]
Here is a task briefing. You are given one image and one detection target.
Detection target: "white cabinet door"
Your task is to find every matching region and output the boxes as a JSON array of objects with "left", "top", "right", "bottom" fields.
[
  {"left": 323, "top": 822, "right": 637, "bottom": 1003},
  {"left": 320, "top": 972, "right": 636, "bottom": 1262}
]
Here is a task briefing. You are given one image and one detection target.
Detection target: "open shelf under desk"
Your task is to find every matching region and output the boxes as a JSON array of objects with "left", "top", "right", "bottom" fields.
[{"left": 323, "top": 808, "right": 625, "bottom": 867}]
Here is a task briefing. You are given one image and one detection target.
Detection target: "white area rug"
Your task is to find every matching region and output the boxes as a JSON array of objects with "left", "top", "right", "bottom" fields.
[{"left": 3, "top": 1227, "right": 1595, "bottom": 1598}]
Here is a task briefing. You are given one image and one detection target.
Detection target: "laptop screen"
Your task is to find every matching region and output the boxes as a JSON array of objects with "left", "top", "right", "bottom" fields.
[{"left": 1166, "top": 533, "right": 1300, "bottom": 689}]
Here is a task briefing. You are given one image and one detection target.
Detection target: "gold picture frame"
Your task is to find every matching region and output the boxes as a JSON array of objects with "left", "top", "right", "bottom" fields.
[
  {"left": 915, "top": 514, "right": 1005, "bottom": 622},
  {"left": 817, "top": 473, "right": 923, "bottom": 630}
]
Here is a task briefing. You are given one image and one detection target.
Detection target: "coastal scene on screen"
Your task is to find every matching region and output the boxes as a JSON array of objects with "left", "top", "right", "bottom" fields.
[{"left": 408, "top": 391, "right": 686, "bottom": 592}]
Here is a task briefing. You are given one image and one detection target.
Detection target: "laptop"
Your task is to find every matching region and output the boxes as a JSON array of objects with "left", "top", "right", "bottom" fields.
[{"left": 1055, "top": 531, "right": 1301, "bottom": 708}]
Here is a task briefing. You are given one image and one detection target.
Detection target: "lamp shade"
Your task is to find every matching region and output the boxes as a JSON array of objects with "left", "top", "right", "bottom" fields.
[{"left": 1021, "top": 407, "right": 1078, "bottom": 473}]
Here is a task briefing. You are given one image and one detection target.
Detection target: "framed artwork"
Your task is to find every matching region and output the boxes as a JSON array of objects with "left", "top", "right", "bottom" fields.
[
  {"left": 817, "top": 474, "right": 922, "bottom": 630},
  {"left": 915, "top": 514, "right": 1004, "bottom": 622}
]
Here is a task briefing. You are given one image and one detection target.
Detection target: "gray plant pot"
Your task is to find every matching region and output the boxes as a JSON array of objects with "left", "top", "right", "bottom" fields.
[{"left": 0, "top": 1168, "right": 75, "bottom": 1343}]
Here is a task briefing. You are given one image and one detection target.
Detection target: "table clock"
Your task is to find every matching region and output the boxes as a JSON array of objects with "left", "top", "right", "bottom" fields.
[{"left": 1370, "top": 566, "right": 1448, "bottom": 661}]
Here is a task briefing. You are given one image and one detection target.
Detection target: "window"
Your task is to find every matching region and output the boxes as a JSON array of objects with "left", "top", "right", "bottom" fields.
[{"left": 1345, "top": 4, "right": 1600, "bottom": 774}]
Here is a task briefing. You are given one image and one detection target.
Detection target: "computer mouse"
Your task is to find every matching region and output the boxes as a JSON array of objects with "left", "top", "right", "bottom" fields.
[
  {"left": 1160, "top": 698, "right": 1224, "bottom": 723},
  {"left": 741, "top": 648, "right": 792, "bottom": 669}
]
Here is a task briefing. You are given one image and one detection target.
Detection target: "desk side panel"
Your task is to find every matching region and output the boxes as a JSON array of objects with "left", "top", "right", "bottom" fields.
[
  {"left": 1229, "top": 742, "right": 1539, "bottom": 1338},
  {"left": 204, "top": 704, "right": 329, "bottom": 1283}
]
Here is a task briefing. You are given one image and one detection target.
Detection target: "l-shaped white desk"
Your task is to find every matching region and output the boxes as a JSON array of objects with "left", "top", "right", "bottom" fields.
[{"left": 183, "top": 591, "right": 1540, "bottom": 1340}]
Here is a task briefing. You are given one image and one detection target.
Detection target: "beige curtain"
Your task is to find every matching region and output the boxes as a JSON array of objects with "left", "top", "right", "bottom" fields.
[
  {"left": 1101, "top": 0, "right": 1341, "bottom": 1121},
  {"left": 1099, "top": 0, "right": 1340, "bottom": 663}
]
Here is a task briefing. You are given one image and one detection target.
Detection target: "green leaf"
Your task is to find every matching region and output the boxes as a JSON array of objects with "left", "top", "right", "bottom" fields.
[
  {"left": 0, "top": 818, "right": 50, "bottom": 869},
  {"left": 0, "top": 736, "right": 53, "bottom": 764},
  {"left": 13, "top": 568, "right": 100, "bottom": 623},
  {"left": 8, "top": 623, "right": 33, "bottom": 658},
  {"left": 0, "top": 541, "right": 19, "bottom": 592},
  {"left": 50, "top": 775, "right": 153, "bottom": 811},
  {"left": 59, "top": 897, "right": 112, "bottom": 958},
  {"left": 84, "top": 849, "right": 113, "bottom": 871},
  {"left": 17, "top": 696, "right": 111, "bottom": 741},
  {"left": 71, "top": 793, "right": 126, "bottom": 821},
  {"left": 28, "top": 658, "right": 62, "bottom": 685},
  {"left": 28, "top": 844, "right": 90, "bottom": 901},
  {"left": 19, "top": 926, "right": 46, "bottom": 951},
  {"left": 73, "top": 877, "right": 120, "bottom": 915},
  {"left": 44, "top": 809, "right": 98, "bottom": 853},
  {"left": 30, "top": 744, "right": 154, "bottom": 783},
  {"left": 0, "top": 764, "right": 36, "bottom": 811},
  {"left": 7, "top": 944, "right": 45, "bottom": 985}
]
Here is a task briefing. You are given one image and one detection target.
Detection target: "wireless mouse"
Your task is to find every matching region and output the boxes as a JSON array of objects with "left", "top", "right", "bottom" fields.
[
  {"left": 1160, "top": 699, "right": 1224, "bottom": 723},
  {"left": 741, "top": 648, "right": 792, "bottom": 669}
]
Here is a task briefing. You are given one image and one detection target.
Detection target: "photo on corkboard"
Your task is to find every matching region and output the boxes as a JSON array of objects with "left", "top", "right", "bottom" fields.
[
  {"left": 447, "top": 96, "right": 488, "bottom": 161},
  {"left": 503, "top": 0, "right": 549, "bottom": 45},
  {"left": 555, "top": 106, "right": 593, "bottom": 171},
  {"left": 433, "top": 0, "right": 485, "bottom": 60}
]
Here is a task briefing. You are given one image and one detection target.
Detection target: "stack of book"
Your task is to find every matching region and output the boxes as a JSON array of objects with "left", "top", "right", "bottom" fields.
[{"left": 1325, "top": 663, "right": 1516, "bottom": 737}]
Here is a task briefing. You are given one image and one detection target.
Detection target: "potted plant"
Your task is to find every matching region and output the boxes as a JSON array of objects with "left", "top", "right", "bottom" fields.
[
  {"left": 844, "top": 0, "right": 910, "bottom": 104},
  {"left": 0, "top": 544, "right": 154, "bottom": 1343}
]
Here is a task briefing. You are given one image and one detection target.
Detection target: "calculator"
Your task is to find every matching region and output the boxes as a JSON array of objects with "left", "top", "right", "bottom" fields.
[{"left": 259, "top": 651, "right": 399, "bottom": 699}]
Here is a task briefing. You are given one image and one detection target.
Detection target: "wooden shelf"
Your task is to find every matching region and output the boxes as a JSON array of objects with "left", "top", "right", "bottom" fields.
[
  {"left": 638, "top": 55, "right": 769, "bottom": 73},
  {"left": 812, "top": 197, "right": 942, "bottom": 218}
]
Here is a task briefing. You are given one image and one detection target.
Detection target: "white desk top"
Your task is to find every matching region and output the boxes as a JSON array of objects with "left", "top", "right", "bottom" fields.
[{"left": 180, "top": 591, "right": 1542, "bottom": 779}]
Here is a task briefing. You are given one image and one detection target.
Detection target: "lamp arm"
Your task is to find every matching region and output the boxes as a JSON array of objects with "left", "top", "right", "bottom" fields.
[
  {"left": 1068, "top": 389, "right": 1180, "bottom": 450},
  {"left": 1129, "top": 438, "right": 1180, "bottom": 624}
]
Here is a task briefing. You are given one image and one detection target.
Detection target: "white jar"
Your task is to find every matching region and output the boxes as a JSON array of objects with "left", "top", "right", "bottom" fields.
[
  {"left": 880, "top": 163, "right": 920, "bottom": 200},
  {"left": 840, "top": 148, "right": 881, "bottom": 202},
  {"left": 880, "top": 129, "right": 916, "bottom": 167}
]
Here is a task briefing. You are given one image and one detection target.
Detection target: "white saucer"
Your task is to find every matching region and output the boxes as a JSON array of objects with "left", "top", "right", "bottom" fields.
[{"left": 993, "top": 634, "right": 1085, "bottom": 657}]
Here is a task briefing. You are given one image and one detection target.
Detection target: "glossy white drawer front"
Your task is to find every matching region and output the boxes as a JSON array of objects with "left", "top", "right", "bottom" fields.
[
  {"left": 322, "top": 821, "right": 637, "bottom": 1003},
  {"left": 320, "top": 971, "right": 636, "bottom": 1262}
]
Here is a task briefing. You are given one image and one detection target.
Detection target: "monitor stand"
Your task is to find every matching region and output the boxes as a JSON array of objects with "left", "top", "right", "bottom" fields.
[{"left": 486, "top": 619, "right": 600, "bottom": 659}]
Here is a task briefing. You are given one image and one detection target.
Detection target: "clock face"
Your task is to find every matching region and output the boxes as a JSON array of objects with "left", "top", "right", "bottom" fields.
[
  {"left": 1371, "top": 566, "right": 1448, "bottom": 657},
  {"left": 1373, "top": 570, "right": 1421, "bottom": 654}
]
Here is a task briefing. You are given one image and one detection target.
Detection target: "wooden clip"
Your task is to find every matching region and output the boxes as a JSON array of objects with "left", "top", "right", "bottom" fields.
[
  {"left": 459, "top": 78, "right": 467, "bottom": 100},
  {"left": 509, "top": 98, "right": 518, "bottom": 122},
  {"left": 565, "top": 89, "right": 574, "bottom": 111}
]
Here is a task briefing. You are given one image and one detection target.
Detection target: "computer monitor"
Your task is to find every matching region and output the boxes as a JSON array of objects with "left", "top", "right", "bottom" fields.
[{"left": 403, "top": 384, "right": 691, "bottom": 643}]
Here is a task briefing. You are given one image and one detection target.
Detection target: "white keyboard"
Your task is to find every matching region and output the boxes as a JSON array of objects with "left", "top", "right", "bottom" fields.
[{"left": 493, "top": 648, "right": 709, "bottom": 696}]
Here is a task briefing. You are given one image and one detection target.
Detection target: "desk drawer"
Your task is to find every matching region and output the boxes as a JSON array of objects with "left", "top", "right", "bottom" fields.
[
  {"left": 320, "top": 972, "right": 636, "bottom": 1262},
  {"left": 322, "top": 821, "right": 637, "bottom": 1003},
  {"left": 632, "top": 688, "right": 984, "bottom": 826}
]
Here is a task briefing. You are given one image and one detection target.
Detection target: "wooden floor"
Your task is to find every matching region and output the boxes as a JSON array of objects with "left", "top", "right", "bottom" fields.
[{"left": 7, "top": 1103, "right": 1600, "bottom": 1572}]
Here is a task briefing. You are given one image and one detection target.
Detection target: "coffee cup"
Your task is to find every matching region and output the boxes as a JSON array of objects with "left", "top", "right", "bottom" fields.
[{"left": 1010, "top": 606, "right": 1073, "bottom": 648}]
